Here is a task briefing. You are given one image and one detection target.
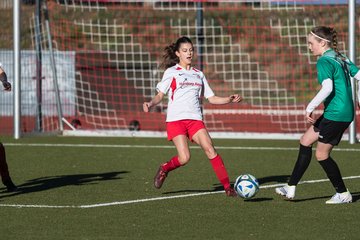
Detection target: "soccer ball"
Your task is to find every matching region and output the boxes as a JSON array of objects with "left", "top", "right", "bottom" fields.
[{"left": 234, "top": 174, "right": 259, "bottom": 199}]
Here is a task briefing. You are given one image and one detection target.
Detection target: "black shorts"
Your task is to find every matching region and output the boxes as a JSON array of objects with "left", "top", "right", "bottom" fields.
[{"left": 313, "top": 115, "right": 351, "bottom": 146}]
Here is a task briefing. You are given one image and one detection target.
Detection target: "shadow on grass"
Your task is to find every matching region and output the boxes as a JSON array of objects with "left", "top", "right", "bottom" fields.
[
  {"left": 257, "top": 175, "right": 290, "bottom": 185},
  {"left": 242, "top": 197, "right": 273, "bottom": 202},
  {"left": 289, "top": 191, "right": 360, "bottom": 203},
  {"left": 0, "top": 171, "right": 129, "bottom": 199},
  {"left": 161, "top": 174, "right": 290, "bottom": 196},
  {"left": 162, "top": 185, "right": 224, "bottom": 195},
  {"left": 163, "top": 185, "right": 273, "bottom": 202},
  {"left": 351, "top": 192, "right": 360, "bottom": 202}
]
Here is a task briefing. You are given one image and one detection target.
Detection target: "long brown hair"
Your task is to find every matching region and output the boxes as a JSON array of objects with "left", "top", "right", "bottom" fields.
[{"left": 159, "top": 36, "right": 193, "bottom": 69}]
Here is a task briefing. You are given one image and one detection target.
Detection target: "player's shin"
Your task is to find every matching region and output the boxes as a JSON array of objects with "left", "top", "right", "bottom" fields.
[
  {"left": 288, "top": 144, "right": 312, "bottom": 186},
  {"left": 210, "top": 154, "right": 231, "bottom": 190},
  {"left": 161, "top": 156, "right": 181, "bottom": 172},
  {"left": 319, "top": 157, "right": 347, "bottom": 193}
]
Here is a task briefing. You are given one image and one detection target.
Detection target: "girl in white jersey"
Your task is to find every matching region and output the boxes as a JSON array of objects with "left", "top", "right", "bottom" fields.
[
  {"left": 143, "top": 36, "right": 243, "bottom": 197},
  {"left": 275, "top": 26, "right": 360, "bottom": 204},
  {"left": 0, "top": 63, "right": 17, "bottom": 192}
]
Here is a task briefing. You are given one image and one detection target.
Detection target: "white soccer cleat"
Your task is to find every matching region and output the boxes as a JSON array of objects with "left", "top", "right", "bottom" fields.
[
  {"left": 325, "top": 190, "right": 352, "bottom": 204},
  {"left": 275, "top": 184, "right": 296, "bottom": 200}
]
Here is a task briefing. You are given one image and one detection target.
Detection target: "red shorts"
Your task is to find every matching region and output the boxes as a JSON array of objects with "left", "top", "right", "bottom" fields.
[{"left": 166, "top": 120, "right": 205, "bottom": 141}]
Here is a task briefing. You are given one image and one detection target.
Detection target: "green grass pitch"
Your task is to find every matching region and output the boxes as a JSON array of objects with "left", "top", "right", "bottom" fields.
[{"left": 0, "top": 136, "right": 359, "bottom": 239}]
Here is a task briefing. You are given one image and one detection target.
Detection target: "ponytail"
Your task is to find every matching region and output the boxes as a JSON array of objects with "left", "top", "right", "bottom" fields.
[
  {"left": 159, "top": 36, "right": 193, "bottom": 69},
  {"left": 330, "top": 28, "right": 346, "bottom": 61},
  {"left": 159, "top": 43, "right": 178, "bottom": 70}
]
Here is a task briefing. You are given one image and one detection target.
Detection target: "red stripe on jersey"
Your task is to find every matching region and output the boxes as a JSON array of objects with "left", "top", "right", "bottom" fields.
[
  {"left": 176, "top": 67, "right": 182, "bottom": 70},
  {"left": 170, "top": 77, "right": 176, "bottom": 100},
  {"left": 192, "top": 67, "right": 200, "bottom": 72}
]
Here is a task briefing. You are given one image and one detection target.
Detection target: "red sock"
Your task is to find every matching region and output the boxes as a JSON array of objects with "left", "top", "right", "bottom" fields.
[
  {"left": 161, "top": 156, "right": 181, "bottom": 172},
  {"left": 210, "top": 154, "right": 231, "bottom": 190}
]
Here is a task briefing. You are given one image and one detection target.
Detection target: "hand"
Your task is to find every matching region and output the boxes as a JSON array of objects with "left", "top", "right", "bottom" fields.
[
  {"left": 2, "top": 81, "right": 11, "bottom": 91},
  {"left": 306, "top": 112, "right": 315, "bottom": 124},
  {"left": 229, "top": 94, "right": 243, "bottom": 103},
  {"left": 143, "top": 102, "right": 152, "bottom": 112}
]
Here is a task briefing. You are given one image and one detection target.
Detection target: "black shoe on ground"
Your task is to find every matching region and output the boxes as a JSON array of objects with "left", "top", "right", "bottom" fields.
[
  {"left": 3, "top": 180, "right": 17, "bottom": 192},
  {"left": 154, "top": 166, "right": 168, "bottom": 189}
]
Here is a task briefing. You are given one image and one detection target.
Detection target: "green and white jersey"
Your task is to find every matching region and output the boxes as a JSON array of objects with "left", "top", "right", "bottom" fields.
[{"left": 316, "top": 49, "right": 359, "bottom": 122}]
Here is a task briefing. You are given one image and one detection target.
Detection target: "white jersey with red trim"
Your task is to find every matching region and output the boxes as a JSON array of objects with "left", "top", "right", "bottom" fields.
[{"left": 156, "top": 64, "right": 215, "bottom": 122}]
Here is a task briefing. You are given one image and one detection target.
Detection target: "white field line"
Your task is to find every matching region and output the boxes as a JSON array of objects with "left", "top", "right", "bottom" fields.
[
  {"left": 0, "top": 175, "right": 359, "bottom": 209},
  {"left": 3, "top": 143, "right": 360, "bottom": 152}
]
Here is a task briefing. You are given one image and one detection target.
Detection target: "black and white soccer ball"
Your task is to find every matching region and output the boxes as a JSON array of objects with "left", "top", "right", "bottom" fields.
[{"left": 234, "top": 174, "right": 259, "bottom": 199}]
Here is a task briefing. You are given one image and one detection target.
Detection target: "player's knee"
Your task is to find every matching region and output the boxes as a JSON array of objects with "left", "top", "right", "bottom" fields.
[
  {"left": 178, "top": 153, "right": 191, "bottom": 165},
  {"left": 299, "top": 136, "right": 312, "bottom": 147},
  {"left": 204, "top": 147, "right": 216, "bottom": 159},
  {"left": 315, "top": 151, "right": 328, "bottom": 161}
]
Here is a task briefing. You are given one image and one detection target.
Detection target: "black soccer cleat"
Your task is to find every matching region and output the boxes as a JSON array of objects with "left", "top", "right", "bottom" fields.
[{"left": 3, "top": 179, "right": 17, "bottom": 192}]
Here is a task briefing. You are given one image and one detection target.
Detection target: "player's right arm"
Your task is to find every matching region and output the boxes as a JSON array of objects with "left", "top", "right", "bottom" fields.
[
  {"left": 144, "top": 68, "right": 172, "bottom": 112},
  {"left": 305, "top": 78, "right": 333, "bottom": 124},
  {"left": 0, "top": 67, "right": 11, "bottom": 91},
  {"left": 143, "top": 91, "right": 165, "bottom": 112}
]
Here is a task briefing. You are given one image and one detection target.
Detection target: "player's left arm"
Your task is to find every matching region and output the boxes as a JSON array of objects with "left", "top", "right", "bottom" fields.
[
  {"left": 354, "top": 70, "right": 360, "bottom": 108},
  {"left": 0, "top": 67, "right": 11, "bottom": 91},
  {"left": 202, "top": 74, "right": 242, "bottom": 104},
  {"left": 358, "top": 84, "right": 360, "bottom": 109},
  {"left": 357, "top": 79, "right": 360, "bottom": 109},
  {"left": 347, "top": 61, "right": 360, "bottom": 108},
  {"left": 201, "top": 73, "right": 242, "bottom": 104},
  {"left": 208, "top": 94, "right": 243, "bottom": 105}
]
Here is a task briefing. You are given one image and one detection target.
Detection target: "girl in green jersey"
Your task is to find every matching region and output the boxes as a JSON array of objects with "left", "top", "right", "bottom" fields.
[
  {"left": 0, "top": 63, "right": 17, "bottom": 192},
  {"left": 276, "top": 26, "right": 360, "bottom": 204}
]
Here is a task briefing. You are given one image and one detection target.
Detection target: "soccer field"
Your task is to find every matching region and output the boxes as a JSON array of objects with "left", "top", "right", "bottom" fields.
[{"left": 0, "top": 136, "right": 359, "bottom": 239}]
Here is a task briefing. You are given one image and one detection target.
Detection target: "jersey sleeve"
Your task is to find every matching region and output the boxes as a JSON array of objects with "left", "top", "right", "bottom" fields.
[
  {"left": 306, "top": 79, "right": 333, "bottom": 113},
  {"left": 345, "top": 59, "right": 360, "bottom": 78},
  {"left": 316, "top": 58, "right": 334, "bottom": 84},
  {"left": 347, "top": 60, "right": 360, "bottom": 102},
  {"left": 201, "top": 74, "right": 215, "bottom": 99},
  {"left": 156, "top": 68, "right": 173, "bottom": 94}
]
